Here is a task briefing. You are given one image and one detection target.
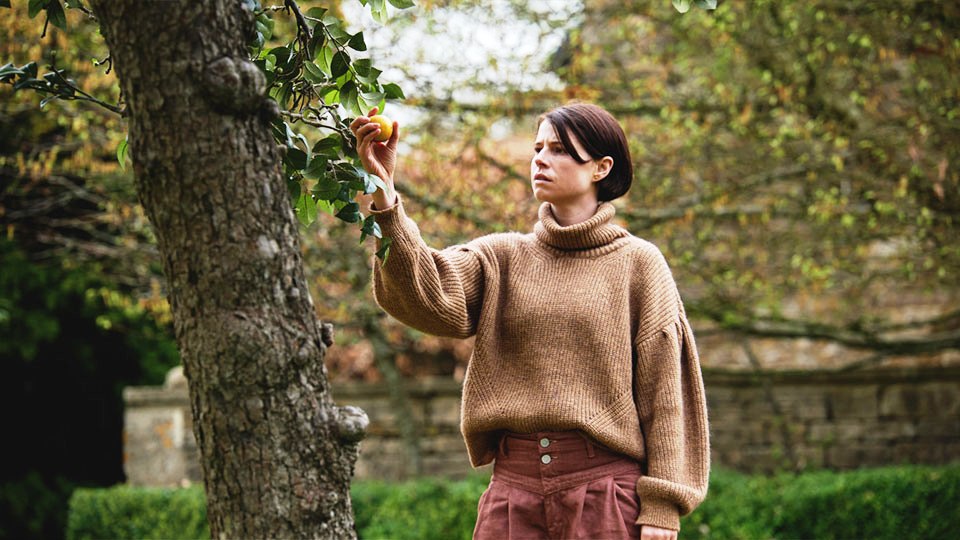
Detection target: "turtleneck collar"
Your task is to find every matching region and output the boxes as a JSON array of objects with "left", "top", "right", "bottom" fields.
[{"left": 534, "top": 202, "right": 628, "bottom": 251}]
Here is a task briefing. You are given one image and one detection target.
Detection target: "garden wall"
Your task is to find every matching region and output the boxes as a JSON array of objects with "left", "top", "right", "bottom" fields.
[{"left": 123, "top": 367, "right": 960, "bottom": 485}]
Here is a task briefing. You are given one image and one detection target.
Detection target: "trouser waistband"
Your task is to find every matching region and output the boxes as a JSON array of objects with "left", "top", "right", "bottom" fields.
[{"left": 493, "top": 431, "right": 641, "bottom": 495}]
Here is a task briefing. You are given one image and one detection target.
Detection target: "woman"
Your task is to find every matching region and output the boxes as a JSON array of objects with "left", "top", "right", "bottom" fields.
[{"left": 350, "top": 103, "right": 709, "bottom": 540}]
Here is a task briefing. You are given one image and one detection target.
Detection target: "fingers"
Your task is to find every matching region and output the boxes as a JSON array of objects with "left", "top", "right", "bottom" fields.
[
  {"left": 349, "top": 107, "right": 379, "bottom": 129},
  {"left": 386, "top": 121, "right": 400, "bottom": 147},
  {"left": 350, "top": 110, "right": 395, "bottom": 148}
]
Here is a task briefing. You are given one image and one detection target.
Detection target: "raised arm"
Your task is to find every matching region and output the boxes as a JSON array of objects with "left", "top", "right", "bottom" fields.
[
  {"left": 368, "top": 201, "right": 486, "bottom": 338},
  {"left": 352, "top": 108, "right": 487, "bottom": 337}
]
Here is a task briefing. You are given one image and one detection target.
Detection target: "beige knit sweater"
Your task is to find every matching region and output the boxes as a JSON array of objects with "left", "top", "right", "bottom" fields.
[{"left": 370, "top": 199, "right": 709, "bottom": 531}]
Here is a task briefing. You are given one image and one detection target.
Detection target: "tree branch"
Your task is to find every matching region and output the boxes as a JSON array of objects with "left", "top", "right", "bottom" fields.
[{"left": 694, "top": 306, "right": 960, "bottom": 354}]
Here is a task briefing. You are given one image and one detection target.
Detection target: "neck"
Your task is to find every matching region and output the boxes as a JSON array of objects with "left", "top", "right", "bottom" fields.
[{"left": 549, "top": 199, "right": 601, "bottom": 226}]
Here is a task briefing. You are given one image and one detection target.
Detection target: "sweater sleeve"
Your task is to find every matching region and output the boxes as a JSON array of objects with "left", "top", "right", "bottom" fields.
[
  {"left": 369, "top": 198, "right": 486, "bottom": 338},
  {"left": 632, "top": 255, "right": 710, "bottom": 531}
]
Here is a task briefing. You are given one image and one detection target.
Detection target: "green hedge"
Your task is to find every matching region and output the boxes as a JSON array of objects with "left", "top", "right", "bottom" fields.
[
  {"left": 66, "top": 485, "right": 208, "bottom": 540},
  {"left": 67, "top": 464, "right": 960, "bottom": 540},
  {"left": 683, "top": 465, "right": 960, "bottom": 539}
]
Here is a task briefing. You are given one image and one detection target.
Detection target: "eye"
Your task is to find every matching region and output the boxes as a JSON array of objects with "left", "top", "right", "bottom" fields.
[{"left": 552, "top": 145, "right": 566, "bottom": 155}]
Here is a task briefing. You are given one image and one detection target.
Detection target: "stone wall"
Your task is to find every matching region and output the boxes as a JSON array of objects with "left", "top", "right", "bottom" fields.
[
  {"left": 707, "top": 367, "right": 960, "bottom": 472},
  {"left": 122, "top": 367, "right": 960, "bottom": 486}
]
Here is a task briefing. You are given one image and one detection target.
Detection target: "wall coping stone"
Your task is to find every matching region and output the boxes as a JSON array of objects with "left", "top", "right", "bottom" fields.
[{"left": 703, "top": 366, "right": 960, "bottom": 386}]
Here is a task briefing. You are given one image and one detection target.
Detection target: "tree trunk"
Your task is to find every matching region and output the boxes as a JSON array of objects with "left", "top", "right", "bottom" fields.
[{"left": 89, "top": 1, "right": 365, "bottom": 537}]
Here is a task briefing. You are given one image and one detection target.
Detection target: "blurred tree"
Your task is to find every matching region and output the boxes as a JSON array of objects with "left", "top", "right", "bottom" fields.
[
  {"left": 0, "top": 241, "right": 178, "bottom": 540},
  {"left": 1, "top": 5, "right": 178, "bottom": 539},
  {"left": 344, "top": 0, "right": 959, "bottom": 373},
  {"left": 556, "top": 0, "right": 960, "bottom": 363}
]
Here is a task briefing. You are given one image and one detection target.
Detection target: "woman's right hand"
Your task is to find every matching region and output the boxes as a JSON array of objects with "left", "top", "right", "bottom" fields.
[{"left": 350, "top": 106, "right": 399, "bottom": 209}]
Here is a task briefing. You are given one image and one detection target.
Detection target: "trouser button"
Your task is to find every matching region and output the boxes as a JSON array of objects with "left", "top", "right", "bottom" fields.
[{"left": 541, "top": 454, "right": 552, "bottom": 464}]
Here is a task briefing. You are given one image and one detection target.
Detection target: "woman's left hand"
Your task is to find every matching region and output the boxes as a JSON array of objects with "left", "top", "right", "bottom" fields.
[{"left": 640, "top": 524, "right": 677, "bottom": 540}]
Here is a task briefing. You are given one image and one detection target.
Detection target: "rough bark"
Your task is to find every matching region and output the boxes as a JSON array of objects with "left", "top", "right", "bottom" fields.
[{"left": 88, "top": 1, "right": 365, "bottom": 537}]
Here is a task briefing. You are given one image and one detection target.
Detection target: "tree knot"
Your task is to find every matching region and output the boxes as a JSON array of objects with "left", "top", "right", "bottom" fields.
[
  {"left": 321, "top": 322, "right": 335, "bottom": 348},
  {"left": 334, "top": 405, "right": 368, "bottom": 444},
  {"left": 201, "top": 56, "right": 266, "bottom": 115}
]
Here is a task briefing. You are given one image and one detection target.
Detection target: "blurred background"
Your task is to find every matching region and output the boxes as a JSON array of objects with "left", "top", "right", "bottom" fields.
[{"left": 2, "top": 1, "right": 958, "bottom": 538}]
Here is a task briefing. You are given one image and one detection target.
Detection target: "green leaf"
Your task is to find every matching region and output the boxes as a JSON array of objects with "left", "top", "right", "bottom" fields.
[
  {"left": 332, "top": 162, "right": 364, "bottom": 190},
  {"left": 672, "top": 0, "right": 691, "bottom": 13},
  {"left": 308, "top": 31, "right": 326, "bottom": 58},
  {"left": 313, "top": 134, "right": 342, "bottom": 156},
  {"left": 269, "top": 45, "right": 293, "bottom": 71},
  {"left": 335, "top": 202, "right": 361, "bottom": 223},
  {"left": 287, "top": 177, "right": 301, "bottom": 200},
  {"left": 22, "top": 62, "right": 38, "bottom": 79},
  {"left": 28, "top": 0, "right": 48, "bottom": 18},
  {"left": 255, "top": 15, "right": 274, "bottom": 42},
  {"left": 316, "top": 83, "right": 339, "bottom": 103},
  {"left": 369, "top": 174, "right": 387, "bottom": 193},
  {"left": 316, "top": 45, "right": 334, "bottom": 77},
  {"left": 116, "top": 138, "right": 128, "bottom": 170},
  {"left": 339, "top": 80, "right": 361, "bottom": 116},
  {"left": 359, "top": 91, "right": 385, "bottom": 113},
  {"left": 312, "top": 177, "right": 340, "bottom": 200},
  {"left": 13, "top": 77, "right": 46, "bottom": 91},
  {"left": 0, "top": 63, "right": 22, "bottom": 81},
  {"left": 284, "top": 148, "right": 308, "bottom": 170},
  {"left": 694, "top": 0, "right": 717, "bottom": 9},
  {"left": 326, "top": 24, "right": 351, "bottom": 46},
  {"left": 304, "top": 7, "right": 327, "bottom": 26},
  {"left": 352, "top": 59, "right": 382, "bottom": 86},
  {"left": 46, "top": 0, "right": 66, "bottom": 29},
  {"left": 295, "top": 192, "right": 318, "bottom": 226},
  {"left": 370, "top": 0, "right": 388, "bottom": 23},
  {"left": 376, "top": 236, "right": 392, "bottom": 261},
  {"left": 331, "top": 51, "right": 350, "bottom": 78},
  {"left": 272, "top": 84, "right": 291, "bottom": 108},
  {"left": 303, "top": 61, "right": 326, "bottom": 84},
  {"left": 263, "top": 53, "right": 276, "bottom": 73},
  {"left": 316, "top": 199, "right": 335, "bottom": 216},
  {"left": 383, "top": 82, "right": 405, "bottom": 100},
  {"left": 362, "top": 173, "right": 380, "bottom": 195},
  {"left": 360, "top": 214, "right": 382, "bottom": 242},
  {"left": 304, "top": 156, "right": 329, "bottom": 178},
  {"left": 356, "top": 70, "right": 381, "bottom": 87},
  {"left": 347, "top": 32, "right": 367, "bottom": 51},
  {"left": 387, "top": 0, "right": 415, "bottom": 8}
]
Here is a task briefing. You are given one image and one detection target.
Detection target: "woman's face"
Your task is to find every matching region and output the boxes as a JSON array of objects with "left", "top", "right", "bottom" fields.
[{"left": 530, "top": 120, "right": 601, "bottom": 207}]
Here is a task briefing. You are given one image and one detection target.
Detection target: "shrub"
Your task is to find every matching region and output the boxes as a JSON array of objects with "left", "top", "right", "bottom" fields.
[
  {"left": 770, "top": 465, "right": 960, "bottom": 540},
  {"left": 681, "top": 464, "right": 960, "bottom": 540},
  {"left": 66, "top": 464, "right": 960, "bottom": 540},
  {"left": 65, "top": 485, "right": 208, "bottom": 540},
  {"left": 679, "top": 468, "right": 777, "bottom": 539},
  {"left": 352, "top": 473, "right": 490, "bottom": 540}
]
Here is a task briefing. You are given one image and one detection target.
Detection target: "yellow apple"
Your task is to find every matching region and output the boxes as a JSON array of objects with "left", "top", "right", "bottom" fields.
[{"left": 369, "top": 114, "right": 393, "bottom": 142}]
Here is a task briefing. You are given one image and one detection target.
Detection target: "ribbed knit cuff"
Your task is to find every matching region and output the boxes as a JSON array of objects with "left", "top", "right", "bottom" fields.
[{"left": 636, "top": 496, "right": 681, "bottom": 531}]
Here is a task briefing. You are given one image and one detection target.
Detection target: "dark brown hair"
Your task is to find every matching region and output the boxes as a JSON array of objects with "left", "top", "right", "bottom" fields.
[{"left": 538, "top": 103, "right": 633, "bottom": 202}]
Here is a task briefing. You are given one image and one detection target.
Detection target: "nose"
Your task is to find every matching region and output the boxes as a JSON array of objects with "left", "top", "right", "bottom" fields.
[{"left": 533, "top": 150, "right": 547, "bottom": 168}]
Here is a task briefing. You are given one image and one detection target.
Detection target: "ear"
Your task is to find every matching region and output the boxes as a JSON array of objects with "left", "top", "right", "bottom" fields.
[{"left": 593, "top": 156, "right": 614, "bottom": 183}]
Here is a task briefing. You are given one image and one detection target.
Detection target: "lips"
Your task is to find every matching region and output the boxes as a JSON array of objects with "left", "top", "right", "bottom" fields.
[{"left": 533, "top": 173, "right": 551, "bottom": 182}]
